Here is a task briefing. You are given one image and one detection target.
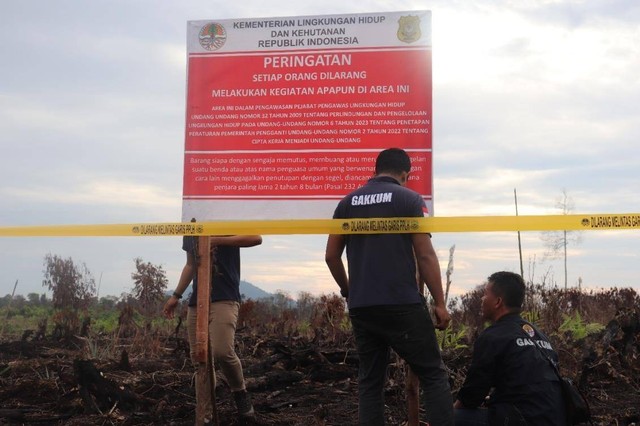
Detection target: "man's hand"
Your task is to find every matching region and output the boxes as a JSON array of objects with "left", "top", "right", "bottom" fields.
[
  {"left": 163, "top": 296, "right": 180, "bottom": 319},
  {"left": 433, "top": 305, "right": 451, "bottom": 330}
]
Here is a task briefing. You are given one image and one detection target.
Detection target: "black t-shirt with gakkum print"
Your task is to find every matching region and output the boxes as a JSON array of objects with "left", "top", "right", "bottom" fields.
[{"left": 332, "top": 176, "right": 427, "bottom": 309}]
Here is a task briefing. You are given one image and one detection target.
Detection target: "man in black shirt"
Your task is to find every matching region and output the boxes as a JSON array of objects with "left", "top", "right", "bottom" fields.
[
  {"left": 454, "top": 271, "right": 566, "bottom": 425},
  {"left": 164, "top": 234, "right": 262, "bottom": 422},
  {"left": 326, "top": 148, "right": 453, "bottom": 425}
]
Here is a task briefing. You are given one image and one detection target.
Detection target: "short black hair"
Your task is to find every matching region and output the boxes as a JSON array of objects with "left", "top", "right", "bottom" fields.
[
  {"left": 375, "top": 148, "right": 411, "bottom": 175},
  {"left": 488, "top": 271, "right": 525, "bottom": 311}
]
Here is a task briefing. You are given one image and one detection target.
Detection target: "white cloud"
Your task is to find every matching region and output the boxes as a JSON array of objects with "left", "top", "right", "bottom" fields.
[{"left": 2, "top": 178, "right": 177, "bottom": 210}]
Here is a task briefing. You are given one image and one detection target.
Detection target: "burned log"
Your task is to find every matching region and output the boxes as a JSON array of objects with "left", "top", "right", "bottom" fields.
[
  {"left": 0, "top": 408, "right": 72, "bottom": 423},
  {"left": 73, "top": 359, "right": 143, "bottom": 413},
  {"left": 118, "top": 349, "right": 132, "bottom": 372}
]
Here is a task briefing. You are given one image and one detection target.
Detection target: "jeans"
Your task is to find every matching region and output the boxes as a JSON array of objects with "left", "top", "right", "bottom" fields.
[{"left": 349, "top": 304, "right": 454, "bottom": 426}]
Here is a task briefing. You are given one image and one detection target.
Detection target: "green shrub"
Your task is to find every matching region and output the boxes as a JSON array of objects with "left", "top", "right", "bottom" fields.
[
  {"left": 558, "top": 312, "right": 604, "bottom": 340},
  {"left": 92, "top": 310, "right": 120, "bottom": 334},
  {"left": 437, "top": 324, "right": 468, "bottom": 350}
]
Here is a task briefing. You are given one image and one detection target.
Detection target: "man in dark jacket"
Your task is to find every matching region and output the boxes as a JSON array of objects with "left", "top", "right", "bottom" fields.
[{"left": 454, "top": 271, "right": 566, "bottom": 425}]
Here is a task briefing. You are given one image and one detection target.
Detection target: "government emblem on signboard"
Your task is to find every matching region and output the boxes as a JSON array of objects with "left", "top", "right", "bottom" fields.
[
  {"left": 397, "top": 16, "right": 421, "bottom": 43},
  {"left": 199, "top": 23, "right": 227, "bottom": 51}
]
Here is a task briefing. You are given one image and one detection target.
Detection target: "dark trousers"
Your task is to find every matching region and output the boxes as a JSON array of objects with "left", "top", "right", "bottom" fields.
[
  {"left": 455, "top": 405, "right": 528, "bottom": 426},
  {"left": 454, "top": 408, "right": 489, "bottom": 426},
  {"left": 349, "top": 304, "right": 454, "bottom": 426}
]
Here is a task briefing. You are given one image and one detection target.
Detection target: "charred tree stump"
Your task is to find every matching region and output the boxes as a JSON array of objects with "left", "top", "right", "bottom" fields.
[
  {"left": 118, "top": 349, "right": 132, "bottom": 372},
  {"left": 73, "top": 359, "right": 140, "bottom": 413}
]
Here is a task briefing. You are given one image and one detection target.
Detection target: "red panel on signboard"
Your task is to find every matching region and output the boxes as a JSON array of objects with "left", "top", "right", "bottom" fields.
[{"left": 185, "top": 50, "right": 431, "bottom": 152}]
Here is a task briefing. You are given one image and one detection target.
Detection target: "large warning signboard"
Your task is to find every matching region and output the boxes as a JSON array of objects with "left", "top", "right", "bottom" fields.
[{"left": 183, "top": 11, "right": 432, "bottom": 221}]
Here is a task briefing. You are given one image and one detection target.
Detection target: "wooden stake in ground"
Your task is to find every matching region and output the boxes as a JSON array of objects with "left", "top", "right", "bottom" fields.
[
  {"left": 194, "top": 236, "right": 219, "bottom": 426},
  {"left": 405, "top": 365, "right": 421, "bottom": 426}
]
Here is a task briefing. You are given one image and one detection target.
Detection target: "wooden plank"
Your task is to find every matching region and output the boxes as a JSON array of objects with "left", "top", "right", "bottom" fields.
[
  {"left": 195, "top": 236, "right": 216, "bottom": 426},
  {"left": 194, "top": 236, "right": 210, "bottom": 363}
]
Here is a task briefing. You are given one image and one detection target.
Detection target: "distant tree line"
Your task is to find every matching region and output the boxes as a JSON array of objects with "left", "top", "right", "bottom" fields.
[{"left": 0, "top": 254, "right": 171, "bottom": 339}]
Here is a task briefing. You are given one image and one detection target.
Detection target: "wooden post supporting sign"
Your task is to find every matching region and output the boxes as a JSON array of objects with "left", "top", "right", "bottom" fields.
[{"left": 194, "top": 236, "right": 219, "bottom": 425}]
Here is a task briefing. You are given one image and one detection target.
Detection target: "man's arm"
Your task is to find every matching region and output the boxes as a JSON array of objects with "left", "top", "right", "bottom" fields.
[
  {"left": 454, "top": 335, "right": 496, "bottom": 409},
  {"left": 325, "top": 234, "right": 349, "bottom": 298},
  {"left": 163, "top": 250, "right": 196, "bottom": 319},
  {"left": 210, "top": 235, "right": 262, "bottom": 247},
  {"left": 411, "top": 233, "right": 450, "bottom": 330}
]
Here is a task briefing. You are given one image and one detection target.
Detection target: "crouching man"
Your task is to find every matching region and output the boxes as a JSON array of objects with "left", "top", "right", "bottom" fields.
[{"left": 454, "top": 271, "right": 566, "bottom": 425}]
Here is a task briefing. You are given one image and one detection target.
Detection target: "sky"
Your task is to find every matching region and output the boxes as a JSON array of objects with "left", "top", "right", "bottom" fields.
[{"left": 1, "top": 0, "right": 639, "bottom": 301}]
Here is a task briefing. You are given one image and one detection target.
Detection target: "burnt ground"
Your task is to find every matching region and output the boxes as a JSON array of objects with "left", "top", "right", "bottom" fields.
[{"left": 1, "top": 320, "right": 639, "bottom": 426}]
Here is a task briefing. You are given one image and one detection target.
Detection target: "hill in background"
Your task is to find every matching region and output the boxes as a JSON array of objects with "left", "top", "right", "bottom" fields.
[
  {"left": 240, "top": 280, "right": 272, "bottom": 300},
  {"left": 164, "top": 280, "right": 272, "bottom": 301}
]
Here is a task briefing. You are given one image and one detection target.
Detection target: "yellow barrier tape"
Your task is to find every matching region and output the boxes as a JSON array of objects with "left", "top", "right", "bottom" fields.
[{"left": 0, "top": 213, "right": 639, "bottom": 237}]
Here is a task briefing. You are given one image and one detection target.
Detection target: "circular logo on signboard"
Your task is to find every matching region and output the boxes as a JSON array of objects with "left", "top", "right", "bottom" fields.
[{"left": 199, "top": 22, "right": 227, "bottom": 51}]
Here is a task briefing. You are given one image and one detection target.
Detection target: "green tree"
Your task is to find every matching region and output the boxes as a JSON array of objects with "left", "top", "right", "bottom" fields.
[
  {"left": 0, "top": 294, "right": 11, "bottom": 308},
  {"left": 130, "top": 258, "right": 168, "bottom": 316},
  {"left": 42, "top": 254, "right": 96, "bottom": 337},
  {"left": 27, "top": 293, "right": 41, "bottom": 305},
  {"left": 12, "top": 294, "right": 26, "bottom": 310},
  {"left": 98, "top": 295, "right": 119, "bottom": 310},
  {"left": 270, "top": 290, "right": 295, "bottom": 312}
]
